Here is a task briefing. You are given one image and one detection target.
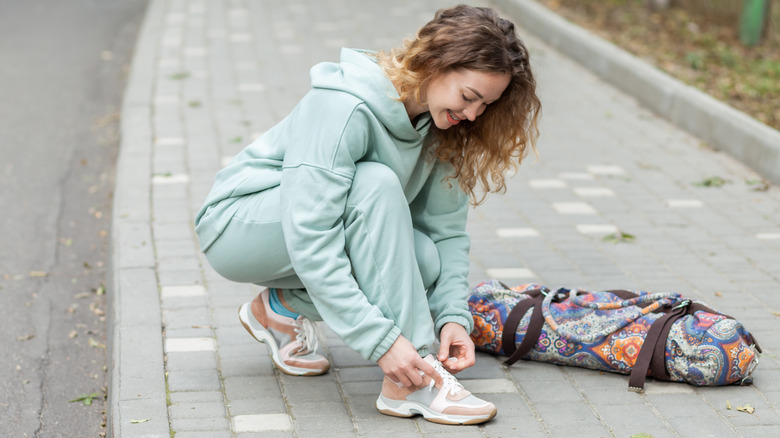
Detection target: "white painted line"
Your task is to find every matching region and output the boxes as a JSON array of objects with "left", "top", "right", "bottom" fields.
[
  {"left": 229, "top": 33, "right": 252, "bottom": 43},
  {"left": 162, "top": 37, "right": 182, "bottom": 47},
  {"left": 184, "top": 47, "right": 208, "bottom": 57},
  {"left": 553, "top": 202, "right": 597, "bottom": 215},
  {"left": 496, "top": 228, "right": 540, "bottom": 238},
  {"left": 153, "top": 94, "right": 178, "bottom": 104},
  {"left": 757, "top": 233, "right": 780, "bottom": 240},
  {"left": 665, "top": 199, "right": 704, "bottom": 208},
  {"left": 325, "top": 38, "right": 349, "bottom": 48},
  {"left": 221, "top": 155, "right": 235, "bottom": 167},
  {"left": 559, "top": 172, "right": 594, "bottom": 180},
  {"left": 461, "top": 378, "right": 517, "bottom": 394},
  {"left": 161, "top": 285, "right": 206, "bottom": 298},
  {"left": 165, "top": 338, "right": 216, "bottom": 352},
  {"left": 529, "top": 179, "right": 567, "bottom": 189},
  {"left": 486, "top": 268, "right": 535, "bottom": 279},
  {"left": 238, "top": 83, "right": 266, "bottom": 92},
  {"left": 233, "top": 414, "right": 292, "bottom": 432},
  {"left": 576, "top": 224, "right": 618, "bottom": 235},
  {"left": 574, "top": 187, "right": 615, "bottom": 197},
  {"left": 227, "top": 9, "right": 249, "bottom": 19},
  {"left": 234, "top": 61, "right": 257, "bottom": 70},
  {"left": 587, "top": 165, "right": 625, "bottom": 175},
  {"left": 152, "top": 173, "right": 190, "bottom": 185},
  {"left": 208, "top": 30, "right": 226, "bottom": 39},
  {"left": 157, "top": 59, "right": 179, "bottom": 68},
  {"left": 155, "top": 137, "right": 184, "bottom": 146},
  {"left": 279, "top": 44, "right": 304, "bottom": 54},
  {"left": 166, "top": 13, "right": 185, "bottom": 24}
]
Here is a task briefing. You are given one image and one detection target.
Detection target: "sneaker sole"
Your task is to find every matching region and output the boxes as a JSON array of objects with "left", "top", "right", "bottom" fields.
[
  {"left": 238, "top": 303, "right": 327, "bottom": 376},
  {"left": 375, "top": 394, "right": 496, "bottom": 425}
]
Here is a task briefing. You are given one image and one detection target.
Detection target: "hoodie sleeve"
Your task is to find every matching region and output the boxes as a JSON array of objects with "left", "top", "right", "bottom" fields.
[
  {"left": 279, "top": 94, "right": 402, "bottom": 362},
  {"left": 409, "top": 161, "right": 473, "bottom": 337}
]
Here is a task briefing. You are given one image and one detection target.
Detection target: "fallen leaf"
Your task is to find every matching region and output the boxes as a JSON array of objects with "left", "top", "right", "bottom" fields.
[
  {"left": 726, "top": 400, "right": 732, "bottom": 410},
  {"left": 17, "top": 334, "right": 35, "bottom": 341},
  {"left": 736, "top": 404, "right": 755, "bottom": 414},
  {"left": 603, "top": 231, "right": 636, "bottom": 244},
  {"left": 693, "top": 176, "right": 729, "bottom": 187},
  {"left": 88, "top": 338, "right": 106, "bottom": 349},
  {"left": 69, "top": 392, "right": 100, "bottom": 406},
  {"left": 74, "top": 292, "right": 90, "bottom": 299},
  {"left": 714, "top": 292, "right": 723, "bottom": 297},
  {"left": 130, "top": 418, "right": 151, "bottom": 424},
  {"left": 29, "top": 271, "right": 48, "bottom": 278},
  {"left": 69, "top": 330, "right": 78, "bottom": 339},
  {"left": 630, "top": 434, "right": 654, "bottom": 438},
  {"left": 745, "top": 178, "right": 770, "bottom": 192}
]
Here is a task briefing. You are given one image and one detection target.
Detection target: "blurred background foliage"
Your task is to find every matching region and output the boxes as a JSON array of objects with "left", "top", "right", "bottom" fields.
[{"left": 535, "top": 0, "right": 779, "bottom": 130}]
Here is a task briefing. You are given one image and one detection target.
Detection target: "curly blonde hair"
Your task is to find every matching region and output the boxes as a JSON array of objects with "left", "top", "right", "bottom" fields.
[{"left": 377, "top": 5, "right": 541, "bottom": 204}]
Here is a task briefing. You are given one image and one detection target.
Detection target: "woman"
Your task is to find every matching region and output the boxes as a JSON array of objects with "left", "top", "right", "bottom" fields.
[{"left": 194, "top": 4, "right": 540, "bottom": 425}]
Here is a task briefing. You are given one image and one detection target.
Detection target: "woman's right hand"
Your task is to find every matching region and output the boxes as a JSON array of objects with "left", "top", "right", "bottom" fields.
[{"left": 377, "top": 335, "right": 442, "bottom": 388}]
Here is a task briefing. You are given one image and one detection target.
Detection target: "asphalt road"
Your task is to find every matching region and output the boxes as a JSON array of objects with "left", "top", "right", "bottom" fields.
[{"left": 0, "top": 0, "right": 148, "bottom": 436}]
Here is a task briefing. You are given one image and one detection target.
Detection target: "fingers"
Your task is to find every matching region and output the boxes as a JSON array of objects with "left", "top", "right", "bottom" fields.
[
  {"left": 418, "top": 357, "right": 443, "bottom": 387},
  {"left": 438, "top": 322, "right": 477, "bottom": 373},
  {"left": 377, "top": 336, "right": 430, "bottom": 388}
]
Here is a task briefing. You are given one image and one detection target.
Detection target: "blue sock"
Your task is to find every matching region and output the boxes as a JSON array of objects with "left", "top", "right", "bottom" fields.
[{"left": 268, "top": 288, "right": 299, "bottom": 319}]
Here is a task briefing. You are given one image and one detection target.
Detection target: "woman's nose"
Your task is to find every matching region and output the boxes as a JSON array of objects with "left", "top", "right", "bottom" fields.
[
  {"left": 464, "top": 106, "right": 478, "bottom": 121},
  {"left": 464, "top": 103, "right": 484, "bottom": 121}
]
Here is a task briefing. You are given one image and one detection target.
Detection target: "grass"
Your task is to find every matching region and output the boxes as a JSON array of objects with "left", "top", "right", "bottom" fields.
[{"left": 535, "top": 0, "right": 780, "bottom": 130}]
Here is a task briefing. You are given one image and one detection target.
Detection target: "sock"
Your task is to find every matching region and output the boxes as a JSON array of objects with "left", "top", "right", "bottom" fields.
[{"left": 268, "top": 288, "right": 299, "bottom": 319}]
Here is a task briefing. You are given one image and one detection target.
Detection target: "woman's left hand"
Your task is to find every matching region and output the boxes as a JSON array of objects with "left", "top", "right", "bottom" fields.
[{"left": 437, "top": 322, "right": 476, "bottom": 374}]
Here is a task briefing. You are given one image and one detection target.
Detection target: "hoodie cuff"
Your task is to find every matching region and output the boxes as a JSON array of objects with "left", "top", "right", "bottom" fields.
[
  {"left": 368, "top": 325, "right": 402, "bottom": 362},
  {"left": 434, "top": 314, "right": 474, "bottom": 339}
]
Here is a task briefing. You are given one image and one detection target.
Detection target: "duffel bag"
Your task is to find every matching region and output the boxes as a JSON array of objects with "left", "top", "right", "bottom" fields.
[{"left": 468, "top": 280, "right": 761, "bottom": 392}]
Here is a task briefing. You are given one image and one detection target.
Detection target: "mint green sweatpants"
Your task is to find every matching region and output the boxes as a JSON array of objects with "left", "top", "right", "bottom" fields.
[{"left": 203, "top": 162, "right": 440, "bottom": 358}]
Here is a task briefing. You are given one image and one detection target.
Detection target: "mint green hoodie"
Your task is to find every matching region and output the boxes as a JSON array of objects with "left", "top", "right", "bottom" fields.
[{"left": 195, "top": 48, "right": 472, "bottom": 360}]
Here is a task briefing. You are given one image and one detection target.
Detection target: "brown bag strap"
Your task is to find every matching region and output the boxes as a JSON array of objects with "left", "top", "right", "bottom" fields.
[
  {"left": 502, "top": 289, "right": 546, "bottom": 366},
  {"left": 628, "top": 302, "right": 689, "bottom": 392}
]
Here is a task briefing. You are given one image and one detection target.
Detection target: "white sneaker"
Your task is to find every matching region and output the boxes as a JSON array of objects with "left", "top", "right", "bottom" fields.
[
  {"left": 375, "top": 354, "right": 497, "bottom": 425},
  {"left": 238, "top": 288, "right": 330, "bottom": 376}
]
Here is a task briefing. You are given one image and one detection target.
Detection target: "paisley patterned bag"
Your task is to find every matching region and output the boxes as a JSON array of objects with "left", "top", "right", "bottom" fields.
[{"left": 469, "top": 280, "right": 761, "bottom": 391}]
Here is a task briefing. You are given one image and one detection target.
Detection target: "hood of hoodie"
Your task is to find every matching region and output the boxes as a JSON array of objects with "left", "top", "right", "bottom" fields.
[{"left": 310, "top": 48, "right": 424, "bottom": 141}]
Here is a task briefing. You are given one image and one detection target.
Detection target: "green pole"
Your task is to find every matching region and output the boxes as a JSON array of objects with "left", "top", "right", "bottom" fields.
[{"left": 739, "top": 0, "right": 769, "bottom": 46}]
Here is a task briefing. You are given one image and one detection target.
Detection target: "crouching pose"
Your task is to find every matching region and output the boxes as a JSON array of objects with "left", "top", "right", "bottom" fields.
[{"left": 195, "top": 4, "right": 540, "bottom": 425}]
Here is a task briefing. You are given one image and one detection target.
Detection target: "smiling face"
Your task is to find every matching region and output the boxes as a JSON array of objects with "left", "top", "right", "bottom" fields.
[{"left": 420, "top": 69, "right": 510, "bottom": 130}]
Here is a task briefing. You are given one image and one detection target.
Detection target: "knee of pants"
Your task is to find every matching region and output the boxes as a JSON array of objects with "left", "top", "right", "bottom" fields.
[
  {"left": 347, "top": 162, "right": 406, "bottom": 210},
  {"left": 414, "top": 229, "right": 441, "bottom": 290}
]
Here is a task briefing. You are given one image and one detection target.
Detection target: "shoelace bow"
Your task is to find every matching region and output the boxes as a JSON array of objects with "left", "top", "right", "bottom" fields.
[
  {"left": 428, "top": 359, "right": 464, "bottom": 396},
  {"left": 292, "top": 317, "right": 319, "bottom": 354}
]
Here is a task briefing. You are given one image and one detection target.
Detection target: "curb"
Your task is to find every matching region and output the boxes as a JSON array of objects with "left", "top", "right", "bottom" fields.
[
  {"left": 107, "top": 0, "right": 169, "bottom": 436},
  {"left": 494, "top": 0, "right": 780, "bottom": 186}
]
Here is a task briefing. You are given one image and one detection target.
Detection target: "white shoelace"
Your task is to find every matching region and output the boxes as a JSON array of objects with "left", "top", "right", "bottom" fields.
[
  {"left": 428, "top": 359, "right": 464, "bottom": 396},
  {"left": 293, "top": 317, "right": 319, "bottom": 354}
]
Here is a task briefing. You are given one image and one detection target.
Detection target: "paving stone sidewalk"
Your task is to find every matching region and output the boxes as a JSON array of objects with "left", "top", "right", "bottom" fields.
[{"left": 108, "top": 0, "right": 780, "bottom": 436}]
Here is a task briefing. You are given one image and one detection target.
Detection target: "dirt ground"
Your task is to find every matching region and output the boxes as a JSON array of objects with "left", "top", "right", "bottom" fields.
[{"left": 533, "top": 0, "right": 780, "bottom": 131}]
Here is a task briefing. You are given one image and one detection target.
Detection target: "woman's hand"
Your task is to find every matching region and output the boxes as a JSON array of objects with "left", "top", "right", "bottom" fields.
[
  {"left": 437, "top": 322, "right": 476, "bottom": 374},
  {"left": 377, "top": 335, "right": 442, "bottom": 388}
]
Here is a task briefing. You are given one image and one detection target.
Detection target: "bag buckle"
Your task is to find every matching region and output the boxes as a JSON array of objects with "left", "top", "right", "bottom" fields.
[{"left": 672, "top": 299, "right": 691, "bottom": 310}]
